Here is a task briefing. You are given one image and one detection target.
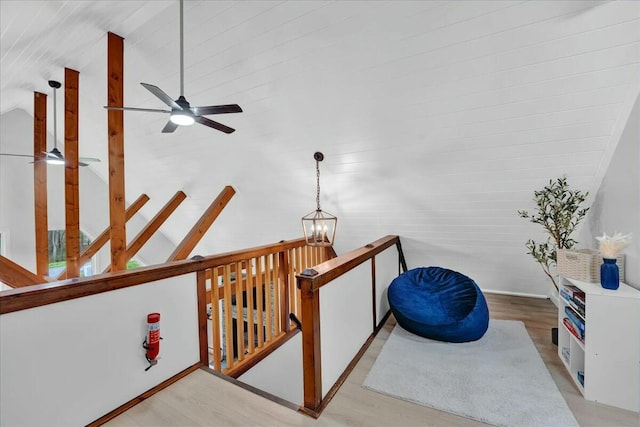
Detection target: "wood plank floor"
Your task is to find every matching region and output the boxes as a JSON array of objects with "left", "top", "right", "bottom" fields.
[{"left": 106, "top": 294, "right": 639, "bottom": 426}]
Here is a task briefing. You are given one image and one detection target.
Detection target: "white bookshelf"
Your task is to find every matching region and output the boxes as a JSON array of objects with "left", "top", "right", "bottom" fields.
[{"left": 557, "top": 277, "right": 640, "bottom": 412}]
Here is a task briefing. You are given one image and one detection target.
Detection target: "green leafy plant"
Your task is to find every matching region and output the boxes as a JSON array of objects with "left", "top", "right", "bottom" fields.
[{"left": 518, "top": 176, "right": 589, "bottom": 291}]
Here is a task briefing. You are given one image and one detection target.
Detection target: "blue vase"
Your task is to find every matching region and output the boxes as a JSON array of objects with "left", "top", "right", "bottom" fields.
[{"left": 600, "top": 258, "right": 619, "bottom": 290}]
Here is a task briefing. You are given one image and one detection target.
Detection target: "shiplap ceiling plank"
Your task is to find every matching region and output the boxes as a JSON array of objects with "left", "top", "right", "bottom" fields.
[{"left": 1, "top": 0, "right": 638, "bottom": 296}]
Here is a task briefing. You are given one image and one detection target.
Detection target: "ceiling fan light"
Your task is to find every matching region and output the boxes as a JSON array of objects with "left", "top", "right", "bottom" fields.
[
  {"left": 170, "top": 111, "right": 194, "bottom": 126},
  {"left": 46, "top": 157, "right": 65, "bottom": 165}
]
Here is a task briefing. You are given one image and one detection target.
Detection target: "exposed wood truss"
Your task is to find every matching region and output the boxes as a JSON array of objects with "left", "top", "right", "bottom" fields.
[
  {"left": 103, "top": 191, "right": 186, "bottom": 273},
  {"left": 167, "top": 186, "right": 236, "bottom": 261},
  {"left": 64, "top": 67, "right": 80, "bottom": 278},
  {"left": 57, "top": 194, "right": 149, "bottom": 279},
  {"left": 33, "top": 91, "right": 48, "bottom": 276},
  {"left": 0, "top": 256, "right": 48, "bottom": 288},
  {"left": 107, "top": 32, "right": 126, "bottom": 272}
]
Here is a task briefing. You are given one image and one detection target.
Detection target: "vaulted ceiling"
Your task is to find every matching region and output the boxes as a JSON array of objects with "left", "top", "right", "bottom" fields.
[{"left": 1, "top": 1, "right": 639, "bottom": 295}]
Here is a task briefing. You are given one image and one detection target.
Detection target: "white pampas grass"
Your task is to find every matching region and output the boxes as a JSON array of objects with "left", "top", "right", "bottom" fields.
[{"left": 596, "top": 232, "right": 632, "bottom": 259}]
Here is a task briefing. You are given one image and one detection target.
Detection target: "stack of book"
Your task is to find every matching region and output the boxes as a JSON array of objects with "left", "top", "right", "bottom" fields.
[
  {"left": 560, "top": 285, "right": 585, "bottom": 317},
  {"left": 564, "top": 306, "right": 585, "bottom": 342}
]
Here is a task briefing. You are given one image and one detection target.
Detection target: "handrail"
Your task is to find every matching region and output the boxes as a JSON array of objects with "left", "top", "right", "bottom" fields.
[
  {"left": 296, "top": 234, "right": 402, "bottom": 417},
  {"left": 0, "top": 237, "right": 309, "bottom": 315},
  {"left": 296, "top": 235, "right": 399, "bottom": 292}
]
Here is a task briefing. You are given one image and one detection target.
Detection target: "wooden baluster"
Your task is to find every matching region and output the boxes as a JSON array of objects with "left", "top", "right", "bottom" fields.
[
  {"left": 245, "top": 259, "right": 255, "bottom": 354},
  {"left": 288, "top": 248, "right": 297, "bottom": 322},
  {"left": 235, "top": 261, "right": 245, "bottom": 361},
  {"left": 278, "top": 250, "right": 290, "bottom": 333},
  {"left": 296, "top": 246, "right": 303, "bottom": 317},
  {"left": 223, "top": 264, "right": 234, "bottom": 370},
  {"left": 256, "top": 255, "right": 265, "bottom": 348},
  {"left": 265, "top": 254, "right": 273, "bottom": 341},
  {"left": 211, "top": 267, "right": 222, "bottom": 372}
]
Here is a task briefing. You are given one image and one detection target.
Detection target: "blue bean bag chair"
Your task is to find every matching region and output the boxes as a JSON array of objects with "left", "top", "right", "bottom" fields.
[{"left": 388, "top": 267, "right": 489, "bottom": 342}]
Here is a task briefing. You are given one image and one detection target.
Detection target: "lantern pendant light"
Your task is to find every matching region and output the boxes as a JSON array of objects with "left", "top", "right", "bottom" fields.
[{"left": 302, "top": 152, "right": 337, "bottom": 247}]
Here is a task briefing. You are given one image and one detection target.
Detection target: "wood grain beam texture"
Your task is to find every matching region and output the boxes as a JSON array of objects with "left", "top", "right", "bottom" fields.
[
  {"left": 167, "top": 186, "right": 236, "bottom": 261},
  {"left": 0, "top": 256, "right": 48, "bottom": 288},
  {"left": 56, "top": 194, "right": 149, "bottom": 279},
  {"left": 103, "top": 191, "right": 186, "bottom": 273},
  {"left": 64, "top": 68, "right": 80, "bottom": 278},
  {"left": 107, "top": 32, "right": 126, "bottom": 272},
  {"left": 33, "top": 91, "right": 48, "bottom": 277}
]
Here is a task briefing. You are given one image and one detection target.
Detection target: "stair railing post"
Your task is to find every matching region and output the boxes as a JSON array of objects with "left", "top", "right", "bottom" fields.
[{"left": 297, "top": 271, "right": 322, "bottom": 415}]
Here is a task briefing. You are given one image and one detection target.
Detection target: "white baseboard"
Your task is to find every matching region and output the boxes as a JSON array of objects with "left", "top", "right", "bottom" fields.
[{"left": 482, "top": 288, "right": 550, "bottom": 300}]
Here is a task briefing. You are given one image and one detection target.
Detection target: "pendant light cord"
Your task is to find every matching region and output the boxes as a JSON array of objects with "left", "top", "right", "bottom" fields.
[
  {"left": 53, "top": 85, "right": 58, "bottom": 149},
  {"left": 179, "top": 0, "right": 185, "bottom": 97},
  {"left": 316, "top": 159, "right": 321, "bottom": 211}
]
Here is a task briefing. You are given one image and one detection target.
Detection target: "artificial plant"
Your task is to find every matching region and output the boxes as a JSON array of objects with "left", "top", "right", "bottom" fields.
[{"left": 518, "top": 176, "right": 589, "bottom": 291}]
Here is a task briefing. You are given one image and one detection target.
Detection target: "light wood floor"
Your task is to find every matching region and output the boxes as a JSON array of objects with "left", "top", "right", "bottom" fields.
[{"left": 106, "top": 294, "right": 639, "bottom": 426}]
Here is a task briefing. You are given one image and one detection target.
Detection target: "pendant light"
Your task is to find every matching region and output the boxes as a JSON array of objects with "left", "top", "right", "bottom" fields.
[{"left": 301, "top": 152, "right": 337, "bottom": 247}]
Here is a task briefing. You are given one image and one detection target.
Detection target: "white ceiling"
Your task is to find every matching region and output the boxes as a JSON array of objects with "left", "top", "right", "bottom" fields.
[{"left": 1, "top": 1, "right": 639, "bottom": 295}]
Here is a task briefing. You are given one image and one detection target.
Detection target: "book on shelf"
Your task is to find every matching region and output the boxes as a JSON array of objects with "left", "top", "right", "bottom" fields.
[
  {"left": 562, "top": 317, "right": 584, "bottom": 342},
  {"left": 561, "top": 285, "right": 585, "bottom": 300},
  {"left": 565, "top": 305, "right": 584, "bottom": 327},
  {"left": 577, "top": 371, "right": 584, "bottom": 387}
]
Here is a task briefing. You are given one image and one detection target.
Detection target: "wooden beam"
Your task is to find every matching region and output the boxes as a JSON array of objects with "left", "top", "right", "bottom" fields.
[
  {"left": 107, "top": 32, "right": 126, "bottom": 272},
  {"left": 102, "top": 191, "right": 186, "bottom": 273},
  {"left": 33, "top": 91, "right": 48, "bottom": 276},
  {"left": 0, "top": 256, "right": 48, "bottom": 288},
  {"left": 57, "top": 194, "right": 149, "bottom": 279},
  {"left": 64, "top": 68, "right": 80, "bottom": 278},
  {"left": 167, "top": 186, "right": 236, "bottom": 261}
]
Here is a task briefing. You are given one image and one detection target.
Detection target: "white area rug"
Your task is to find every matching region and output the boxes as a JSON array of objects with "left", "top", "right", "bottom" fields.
[{"left": 363, "top": 320, "right": 578, "bottom": 427}]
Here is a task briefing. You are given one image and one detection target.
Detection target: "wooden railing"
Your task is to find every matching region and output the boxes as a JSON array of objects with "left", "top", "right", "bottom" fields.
[
  {"left": 296, "top": 235, "right": 405, "bottom": 417},
  {"left": 201, "top": 239, "right": 334, "bottom": 377},
  {"left": 0, "top": 238, "right": 335, "bottom": 375}
]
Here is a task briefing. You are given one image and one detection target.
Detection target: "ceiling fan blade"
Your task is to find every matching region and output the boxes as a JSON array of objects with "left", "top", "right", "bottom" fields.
[
  {"left": 194, "top": 116, "right": 235, "bottom": 134},
  {"left": 79, "top": 157, "right": 101, "bottom": 163},
  {"left": 193, "top": 104, "right": 243, "bottom": 115},
  {"left": 162, "top": 121, "right": 179, "bottom": 133},
  {"left": 0, "top": 153, "right": 37, "bottom": 159},
  {"left": 103, "top": 106, "right": 170, "bottom": 113},
  {"left": 141, "top": 83, "right": 181, "bottom": 110}
]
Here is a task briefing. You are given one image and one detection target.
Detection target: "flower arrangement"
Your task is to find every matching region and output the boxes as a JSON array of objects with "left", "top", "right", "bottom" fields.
[{"left": 596, "top": 232, "right": 632, "bottom": 259}]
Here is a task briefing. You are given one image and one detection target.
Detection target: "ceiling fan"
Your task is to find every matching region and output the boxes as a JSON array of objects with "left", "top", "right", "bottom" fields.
[
  {"left": 104, "top": 0, "right": 242, "bottom": 134},
  {"left": 0, "top": 80, "right": 101, "bottom": 167}
]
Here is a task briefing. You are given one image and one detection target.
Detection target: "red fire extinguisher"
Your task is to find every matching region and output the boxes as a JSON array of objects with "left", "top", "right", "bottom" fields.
[{"left": 143, "top": 313, "right": 161, "bottom": 371}]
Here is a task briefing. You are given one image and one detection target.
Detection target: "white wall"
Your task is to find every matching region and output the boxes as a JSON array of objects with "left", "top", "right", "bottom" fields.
[
  {"left": 237, "top": 333, "right": 303, "bottom": 405},
  {"left": 578, "top": 95, "right": 640, "bottom": 290},
  {"left": 0, "top": 273, "right": 199, "bottom": 427}
]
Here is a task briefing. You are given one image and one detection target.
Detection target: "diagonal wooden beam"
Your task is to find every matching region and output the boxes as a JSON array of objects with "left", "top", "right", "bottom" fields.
[
  {"left": 0, "top": 256, "right": 48, "bottom": 288},
  {"left": 167, "top": 186, "right": 235, "bottom": 261},
  {"left": 57, "top": 194, "right": 149, "bottom": 279},
  {"left": 108, "top": 32, "right": 127, "bottom": 272},
  {"left": 64, "top": 67, "right": 80, "bottom": 278},
  {"left": 103, "top": 191, "right": 186, "bottom": 273},
  {"left": 33, "top": 91, "right": 48, "bottom": 276}
]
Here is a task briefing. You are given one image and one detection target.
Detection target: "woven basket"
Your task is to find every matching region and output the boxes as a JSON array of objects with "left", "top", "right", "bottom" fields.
[{"left": 557, "top": 249, "right": 625, "bottom": 283}]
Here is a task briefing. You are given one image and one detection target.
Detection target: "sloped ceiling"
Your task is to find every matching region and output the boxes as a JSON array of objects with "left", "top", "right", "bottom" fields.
[{"left": 1, "top": 1, "right": 639, "bottom": 295}]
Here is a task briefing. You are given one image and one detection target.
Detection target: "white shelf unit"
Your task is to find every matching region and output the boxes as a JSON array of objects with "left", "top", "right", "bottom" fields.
[{"left": 557, "top": 277, "right": 640, "bottom": 412}]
